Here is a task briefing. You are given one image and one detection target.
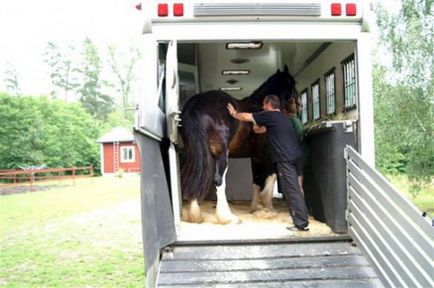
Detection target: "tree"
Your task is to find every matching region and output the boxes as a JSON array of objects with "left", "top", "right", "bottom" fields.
[
  {"left": 107, "top": 45, "right": 141, "bottom": 119},
  {"left": 44, "top": 42, "right": 80, "bottom": 101},
  {"left": 374, "top": 0, "right": 433, "bottom": 189},
  {"left": 374, "top": 66, "right": 409, "bottom": 174},
  {"left": 0, "top": 93, "right": 100, "bottom": 170},
  {"left": 77, "top": 38, "right": 114, "bottom": 121},
  {"left": 37, "top": 97, "right": 100, "bottom": 169},
  {"left": 0, "top": 93, "right": 44, "bottom": 168},
  {"left": 3, "top": 63, "right": 22, "bottom": 96}
]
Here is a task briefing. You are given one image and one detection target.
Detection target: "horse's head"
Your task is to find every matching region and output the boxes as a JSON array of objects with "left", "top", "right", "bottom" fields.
[{"left": 248, "top": 65, "right": 298, "bottom": 110}]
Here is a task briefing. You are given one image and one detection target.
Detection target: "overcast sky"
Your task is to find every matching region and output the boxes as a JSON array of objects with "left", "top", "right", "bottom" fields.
[
  {"left": 0, "top": 1, "right": 398, "bottom": 96},
  {"left": 0, "top": 0, "right": 142, "bottom": 95}
]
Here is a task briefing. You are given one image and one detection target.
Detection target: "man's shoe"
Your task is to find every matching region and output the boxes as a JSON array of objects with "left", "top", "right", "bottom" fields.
[{"left": 286, "top": 225, "right": 310, "bottom": 232}]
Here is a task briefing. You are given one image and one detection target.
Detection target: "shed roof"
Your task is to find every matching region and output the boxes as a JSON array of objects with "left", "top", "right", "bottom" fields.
[{"left": 97, "top": 126, "right": 135, "bottom": 143}]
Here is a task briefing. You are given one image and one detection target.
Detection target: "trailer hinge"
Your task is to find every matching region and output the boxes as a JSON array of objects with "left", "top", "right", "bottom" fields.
[{"left": 168, "top": 111, "right": 182, "bottom": 144}]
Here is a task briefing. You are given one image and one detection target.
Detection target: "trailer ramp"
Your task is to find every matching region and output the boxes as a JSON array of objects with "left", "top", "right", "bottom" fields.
[
  {"left": 157, "top": 239, "right": 383, "bottom": 287},
  {"left": 346, "top": 146, "right": 434, "bottom": 287}
]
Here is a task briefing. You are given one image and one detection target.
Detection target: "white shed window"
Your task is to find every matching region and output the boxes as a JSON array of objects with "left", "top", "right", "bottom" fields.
[
  {"left": 325, "top": 69, "right": 336, "bottom": 114},
  {"left": 343, "top": 55, "right": 357, "bottom": 110},
  {"left": 300, "top": 90, "right": 308, "bottom": 124},
  {"left": 312, "top": 81, "right": 320, "bottom": 120},
  {"left": 121, "top": 146, "right": 135, "bottom": 163}
]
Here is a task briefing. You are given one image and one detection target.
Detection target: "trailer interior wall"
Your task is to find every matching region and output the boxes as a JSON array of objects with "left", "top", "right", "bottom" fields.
[{"left": 293, "top": 42, "right": 357, "bottom": 120}]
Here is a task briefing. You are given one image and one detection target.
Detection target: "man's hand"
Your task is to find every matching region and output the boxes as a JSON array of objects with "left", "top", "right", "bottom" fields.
[
  {"left": 227, "top": 103, "right": 254, "bottom": 122},
  {"left": 227, "top": 103, "right": 237, "bottom": 116},
  {"left": 253, "top": 124, "right": 267, "bottom": 134}
]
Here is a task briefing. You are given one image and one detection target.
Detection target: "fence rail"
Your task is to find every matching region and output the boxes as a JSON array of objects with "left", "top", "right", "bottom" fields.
[
  {"left": 0, "top": 165, "right": 93, "bottom": 191},
  {"left": 345, "top": 145, "right": 433, "bottom": 288}
]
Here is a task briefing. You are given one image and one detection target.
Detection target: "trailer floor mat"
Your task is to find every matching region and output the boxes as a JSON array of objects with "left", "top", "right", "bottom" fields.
[
  {"left": 178, "top": 199, "right": 339, "bottom": 242},
  {"left": 157, "top": 240, "right": 384, "bottom": 287}
]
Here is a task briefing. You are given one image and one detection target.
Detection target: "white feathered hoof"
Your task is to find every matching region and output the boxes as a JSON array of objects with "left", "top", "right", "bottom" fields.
[
  {"left": 215, "top": 209, "right": 241, "bottom": 225},
  {"left": 187, "top": 199, "right": 204, "bottom": 223},
  {"left": 259, "top": 193, "right": 274, "bottom": 211},
  {"left": 259, "top": 173, "right": 277, "bottom": 211}
]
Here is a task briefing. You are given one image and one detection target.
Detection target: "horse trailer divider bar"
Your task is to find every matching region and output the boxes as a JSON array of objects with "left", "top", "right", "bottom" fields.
[{"left": 346, "top": 145, "right": 434, "bottom": 288}]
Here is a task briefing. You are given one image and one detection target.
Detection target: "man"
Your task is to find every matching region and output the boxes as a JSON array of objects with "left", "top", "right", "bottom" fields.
[
  {"left": 284, "top": 98, "right": 306, "bottom": 197},
  {"left": 227, "top": 95, "right": 309, "bottom": 231}
]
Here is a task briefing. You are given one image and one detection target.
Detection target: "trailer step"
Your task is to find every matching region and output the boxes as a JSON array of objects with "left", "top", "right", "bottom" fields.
[{"left": 157, "top": 240, "right": 384, "bottom": 287}]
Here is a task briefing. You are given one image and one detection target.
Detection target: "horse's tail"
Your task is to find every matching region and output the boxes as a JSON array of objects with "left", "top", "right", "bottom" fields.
[{"left": 180, "top": 105, "right": 215, "bottom": 201}]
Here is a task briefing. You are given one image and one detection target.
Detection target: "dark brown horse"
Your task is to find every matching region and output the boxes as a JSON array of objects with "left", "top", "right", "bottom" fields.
[{"left": 180, "top": 65, "right": 297, "bottom": 224}]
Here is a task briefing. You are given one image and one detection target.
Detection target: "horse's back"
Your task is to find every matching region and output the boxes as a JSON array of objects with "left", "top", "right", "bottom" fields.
[
  {"left": 182, "top": 90, "right": 233, "bottom": 116},
  {"left": 181, "top": 90, "right": 238, "bottom": 142}
]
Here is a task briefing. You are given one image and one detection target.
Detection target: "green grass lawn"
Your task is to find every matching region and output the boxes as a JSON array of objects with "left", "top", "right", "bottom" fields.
[
  {"left": 386, "top": 174, "right": 434, "bottom": 215},
  {"left": 0, "top": 176, "right": 144, "bottom": 288},
  {"left": 1, "top": 173, "right": 431, "bottom": 287}
]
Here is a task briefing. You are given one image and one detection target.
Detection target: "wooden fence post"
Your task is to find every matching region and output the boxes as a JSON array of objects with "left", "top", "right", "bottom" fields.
[
  {"left": 72, "top": 167, "right": 75, "bottom": 186},
  {"left": 30, "top": 171, "right": 34, "bottom": 192}
]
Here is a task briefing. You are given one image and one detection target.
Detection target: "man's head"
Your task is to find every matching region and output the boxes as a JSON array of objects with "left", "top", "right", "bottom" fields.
[
  {"left": 262, "top": 95, "right": 281, "bottom": 111},
  {"left": 285, "top": 97, "right": 299, "bottom": 115}
]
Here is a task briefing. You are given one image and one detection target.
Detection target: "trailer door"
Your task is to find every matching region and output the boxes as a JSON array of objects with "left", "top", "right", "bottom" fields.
[
  {"left": 165, "top": 40, "right": 183, "bottom": 233},
  {"left": 134, "top": 38, "right": 176, "bottom": 279}
]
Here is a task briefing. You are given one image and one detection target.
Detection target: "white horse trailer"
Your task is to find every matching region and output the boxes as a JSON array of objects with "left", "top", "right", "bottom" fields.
[{"left": 133, "top": 1, "right": 434, "bottom": 287}]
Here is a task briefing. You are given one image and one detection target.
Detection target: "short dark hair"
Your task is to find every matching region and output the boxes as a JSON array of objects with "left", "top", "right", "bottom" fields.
[
  {"left": 285, "top": 98, "right": 298, "bottom": 114},
  {"left": 264, "top": 95, "right": 281, "bottom": 109}
]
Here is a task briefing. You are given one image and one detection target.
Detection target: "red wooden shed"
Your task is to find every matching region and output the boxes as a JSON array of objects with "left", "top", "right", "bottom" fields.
[{"left": 97, "top": 126, "right": 141, "bottom": 175}]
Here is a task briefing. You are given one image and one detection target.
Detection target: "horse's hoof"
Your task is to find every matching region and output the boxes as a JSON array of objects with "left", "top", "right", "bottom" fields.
[
  {"left": 187, "top": 209, "right": 204, "bottom": 223},
  {"left": 250, "top": 205, "right": 258, "bottom": 213},
  {"left": 263, "top": 206, "right": 274, "bottom": 212},
  {"left": 188, "top": 199, "right": 204, "bottom": 223},
  {"left": 232, "top": 216, "right": 242, "bottom": 224},
  {"left": 189, "top": 213, "right": 204, "bottom": 223},
  {"left": 217, "top": 214, "right": 241, "bottom": 225}
]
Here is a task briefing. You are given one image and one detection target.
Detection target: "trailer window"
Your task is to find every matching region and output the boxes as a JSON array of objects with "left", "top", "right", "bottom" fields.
[
  {"left": 342, "top": 55, "right": 356, "bottom": 110},
  {"left": 300, "top": 89, "right": 308, "bottom": 124},
  {"left": 325, "top": 68, "right": 336, "bottom": 115},
  {"left": 179, "top": 70, "right": 197, "bottom": 106},
  {"left": 311, "top": 81, "right": 320, "bottom": 120}
]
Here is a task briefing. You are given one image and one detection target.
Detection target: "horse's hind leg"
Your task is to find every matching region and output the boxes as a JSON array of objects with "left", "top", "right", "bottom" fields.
[
  {"left": 250, "top": 174, "right": 276, "bottom": 212},
  {"left": 214, "top": 155, "right": 240, "bottom": 224},
  {"left": 250, "top": 158, "right": 275, "bottom": 212},
  {"left": 259, "top": 173, "right": 277, "bottom": 211},
  {"left": 250, "top": 184, "right": 261, "bottom": 212}
]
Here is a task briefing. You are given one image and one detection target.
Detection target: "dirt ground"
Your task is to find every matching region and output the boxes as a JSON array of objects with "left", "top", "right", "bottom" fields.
[
  {"left": 179, "top": 198, "right": 337, "bottom": 241},
  {"left": 0, "top": 184, "right": 65, "bottom": 196}
]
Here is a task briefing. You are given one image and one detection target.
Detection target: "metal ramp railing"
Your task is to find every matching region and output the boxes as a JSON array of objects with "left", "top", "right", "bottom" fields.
[{"left": 345, "top": 145, "right": 434, "bottom": 288}]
